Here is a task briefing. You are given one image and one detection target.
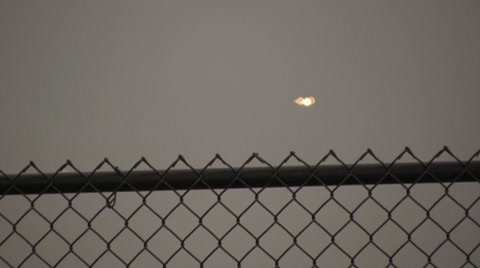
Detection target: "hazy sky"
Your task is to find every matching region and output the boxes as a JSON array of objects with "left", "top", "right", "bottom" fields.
[{"left": 1, "top": 0, "right": 479, "bottom": 172}]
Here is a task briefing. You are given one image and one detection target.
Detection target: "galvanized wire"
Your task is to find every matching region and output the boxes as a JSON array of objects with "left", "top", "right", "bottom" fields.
[{"left": 0, "top": 147, "right": 479, "bottom": 267}]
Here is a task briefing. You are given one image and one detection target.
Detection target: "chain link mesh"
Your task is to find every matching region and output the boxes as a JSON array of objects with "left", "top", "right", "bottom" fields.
[{"left": 1, "top": 148, "right": 479, "bottom": 267}]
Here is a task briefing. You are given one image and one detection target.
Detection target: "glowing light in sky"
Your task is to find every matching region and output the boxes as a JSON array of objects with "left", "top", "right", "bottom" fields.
[{"left": 295, "top": 97, "right": 315, "bottom": 107}]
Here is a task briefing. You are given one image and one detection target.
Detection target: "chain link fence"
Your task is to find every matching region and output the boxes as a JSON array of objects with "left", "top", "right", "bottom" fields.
[{"left": 1, "top": 148, "right": 479, "bottom": 267}]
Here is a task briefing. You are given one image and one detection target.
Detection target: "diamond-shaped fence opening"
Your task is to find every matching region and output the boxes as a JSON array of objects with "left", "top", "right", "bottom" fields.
[
  {"left": 184, "top": 226, "right": 219, "bottom": 261},
  {"left": 372, "top": 219, "right": 408, "bottom": 255},
  {"left": 71, "top": 230, "right": 107, "bottom": 265},
  {"left": 0, "top": 215, "right": 12, "bottom": 243},
  {"left": 31, "top": 193, "right": 71, "bottom": 222},
  {"left": 390, "top": 196, "right": 427, "bottom": 233},
  {"left": 332, "top": 185, "right": 370, "bottom": 212},
  {"left": 278, "top": 246, "right": 313, "bottom": 268},
  {"left": 15, "top": 209, "right": 50, "bottom": 245},
  {"left": 128, "top": 251, "right": 161, "bottom": 268},
  {"left": 54, "top": 253, "right": 85, "bottom": 268},
  {"left": 430, "top": 195, "right": 466, "bottom": 231},
  {"left": 91, "top": 252, "right": 124, "bottom": 267},
  {"left": 409, "top": 182, "right": 446, "bottom": 208},
  {"left": 296, "top": 222, "right": 331, "bottom": 257},
  {"left": 128, "top": 205, "right": 163, "bottom": 240},
  {"left": 35, "top": 231, "right": 70, "bottom": 266},
  {"left": 53, "top": 208, "right": 89, "bottom": 243},
  {"left": 167, "top": 249, "right": 199, "bottom": 267},
  {"left": 146, "top": 226, "right": 181, "bottom": 262},
  {"left": 90, "top": 207, "right": 125, "bottom": 242},
  {"left": 392, "top": 242, "right": 428, "bottom": 267},
  {"left": 70, "top": 192, "right": 107, "bottom": 220},
  {"left": 112, "top": 192, "right": 143, "bottom": 219},
  {"left": 352, "top": 198, "right": 388, "bottom": 234},
  {"left": 241, "top": 248, "right": 275, "bottom": 268},
  {"left": 182, "top": 189, "right": 219, "bottom": 217},
  {"left": 293, "top": 185, "right": 331, "bottom": 213},
  {"left": 0, "top": 149, "right": 479, "bottom": 267},
  {"left": 203, "top": 248, "right": 237, "bottom": 268},
  {"left": 0, "top": 233, "right": 31, "bottom": 267},
  {"left": 164, "top": 205, "right": 199, "bottom": 239},
  {"left": 239, "top": 202, "right": 274, "bottom": 237},
  {"left": 370, "top": 184, "right": 407, "bottom": 211},
  {"left": 314, "top": 199, "right": 350, "bottom": 234},
  {"left": 450, "top": 218, "right": 480, "bottom": 253},
  {"left": 470, "top": 199, "right": 480, "bottom": 225},
  {"left": 448, "top": 182, "right": 480, "bottom": 207},
  {"left": 221, "top": 225, "right": 256, "bottom": 260},
  {"left": 472, "top": 247, "right": 480, "bottom": 267},
  {"left": 215, "top": 187, "right": 255, "bottom": 215},
  {"left": 258, "top": 224, "right": 293, "bottom": 260},
  {"left": 21, "top": 255, "right": 49, "bottom": 268},
  {"left": 257, "top": 187, "right": 293, "bottom": 215},
  {"left": 431, "top": 241, "right": 469, "bottom": 268},
  {"left": 202, "top": 203, "right": 237, "bottom": 238},
  {"left": 410, "top": 219, "right": 447, "bottom": 254},
  {"left": 334, "top": 222, "right": 370, "bottom": 257},
  {"left": 277, "top": 201, "right": 312, "bottom": 236},
  {"left": 144, "top": 190, "right": 181, "bottom": 217},
  {"left": 316, "top": 244, "right": 351, "bottom": 267},
  {"left": 354, "top": 244, "right": 390, "bottom": 268},
  {"left": 0, "top": 195, "right": 31, "bottom": 225},
  {"left": 110, "top": 229, "right": 144, "bottom": 264}
]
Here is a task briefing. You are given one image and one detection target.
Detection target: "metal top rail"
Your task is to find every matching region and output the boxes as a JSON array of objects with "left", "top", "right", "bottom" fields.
[{"left": 1, "top": 161, "right": 479, "bottom": 195}]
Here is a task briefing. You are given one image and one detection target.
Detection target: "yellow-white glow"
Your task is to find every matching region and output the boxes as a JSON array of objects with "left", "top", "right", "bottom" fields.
[{"left": 295, "top": 97, "right": 315, "bottom": 107}]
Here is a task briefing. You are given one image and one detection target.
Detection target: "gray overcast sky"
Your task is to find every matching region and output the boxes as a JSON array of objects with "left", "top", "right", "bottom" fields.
[{"left": 1, "top": 0, "right": 479, "bottom": 172}]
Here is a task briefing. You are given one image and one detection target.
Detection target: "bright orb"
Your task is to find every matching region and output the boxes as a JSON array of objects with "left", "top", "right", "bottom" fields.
[{"left": 295, "top": 97, "right": 315, "bottom": 107}]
